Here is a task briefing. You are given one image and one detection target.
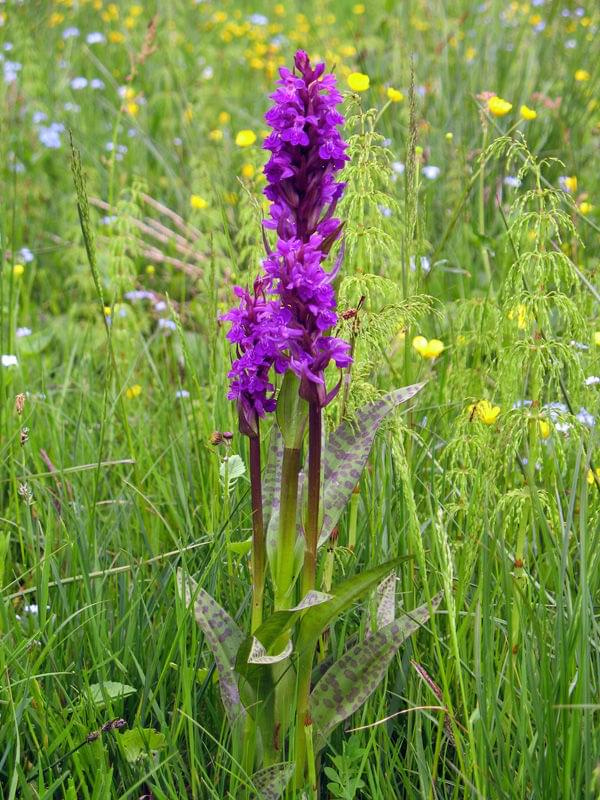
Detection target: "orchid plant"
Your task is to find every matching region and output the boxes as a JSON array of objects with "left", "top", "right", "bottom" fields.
[{"left": 179, "top": 51, "right": 439, "bottom": 798}]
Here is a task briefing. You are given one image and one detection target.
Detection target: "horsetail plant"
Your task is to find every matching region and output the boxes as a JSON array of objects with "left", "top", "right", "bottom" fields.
[{"left": 178, "top": 51, "right": 439, "bottom": 798}]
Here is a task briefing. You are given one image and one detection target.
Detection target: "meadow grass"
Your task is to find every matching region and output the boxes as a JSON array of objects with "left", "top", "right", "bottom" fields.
[{"left": 1, "top": 0, "right": 599, "bottom": 797}]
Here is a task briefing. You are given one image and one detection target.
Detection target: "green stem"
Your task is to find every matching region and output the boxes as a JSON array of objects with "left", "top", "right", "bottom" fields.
[
  {"left": 274, "top": 447, "right": 301, "bottom": 610},
  {"left": 478, "top": 122, "right": 494, "bottom": 290},
  {"left": 294, "top": 650, "right": 314, "bottom": 791},
  {"left": 249, "top": 433, "right": 265, "bottom": 632},
  {"left": 301, "top": 403, "right": 322, "bottom": 597}
]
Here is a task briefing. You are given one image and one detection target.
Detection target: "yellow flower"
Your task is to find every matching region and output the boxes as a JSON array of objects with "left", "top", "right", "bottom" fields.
[
  {"left": 190, "top": 194, "right": 208, "bottom": 210},
  {"left": 386, "top": 87, "right": 404, "bottom": 103},
  {"left": 520, "top": 104, "right": 537, "bottom": 120},
  {"left": 445, "top": 131, "right": 453, "bottom": 141},
  {"left": 487, "top": 96, "right": 513, "bottom": 116},
  {"left": 218, "top": 111, "right": 231, "bottom": 125},
  {"left": 145, "top": 264, "right": 155, "bottom": 276},
  {"left": 468, "top": 400, "right": 500, "bottom": 425},
  {"left": 594, "top": 331, "right": 600, "bottom": 347},
  {"left": 125, "top": 384, "right": 142, "bottom": 399},
  {"left": 104, "top": 306, "right": 112, "bottom": 317},
  {"left": 538, "top": 419, "right": 551, "bottom": 439},
  {"left": 412, "top": 335, "right": 445, "bottom": 360},
  {"left": 353, "top": 3, "right": 366, "bottom": 13},
  {"left": 109, "top": 31, "right": 126, "bottom": 44},
  {"left": 274, "top": 3, "right": 285, "bottom": 16},
  {"left": 126, "top": 101, "right": 139, "bottom": 116},
  {"left": 235, "top": 129, "right": 257, "bottom": 147},
  {"left": 465, "top": 46, "right": 476, "bottom": 63},
  {"left": 508, "top": 304, "right": 528, "bottom": 330},
  {"left": 564, "top": 175, "right": 578, "bottom": 193},
  {"left": 208, "top": 129, "right": 223, "bottom": 142},
  {"left": 49, "top": 12, "right": 64, "bottom": 27},
  {"left": 587, "top": 467, "right": 600, "bottom": 485},
  {"left": 241, "top": 163, "right": 255, "bottom": 179},
  {"left": 13, "top": 263, "right": 25, "bottom": 278},
  {"left": 347, "top": 72, "right": 370, "bottom": 92},
  {"left": 579, "top": 201, "right": 593, "bottom": 215},
  {"left": 130, "top": 4, "right": 143, "bottom": 16},
  {"left": 575, "top": 69, "right": 590, "bottom": 82}
]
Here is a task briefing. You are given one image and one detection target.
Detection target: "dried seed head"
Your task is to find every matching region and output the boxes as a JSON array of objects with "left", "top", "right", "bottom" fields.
[
  {"left": 20, "top": 427, "right": 29, "bottom": 446},
  {"left": 15, "top": 394, "right": 26, "bottom": 415}
]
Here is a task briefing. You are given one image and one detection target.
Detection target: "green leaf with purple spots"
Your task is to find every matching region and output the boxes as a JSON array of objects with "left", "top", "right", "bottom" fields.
[
  {"left": 319, "top": 384, "right": 425, "bottom": 546},
  {"left": 296, "top": 558, "right": 409, "bottom": 654},
  {"left": 310, "top": 593, "right": 442, "bottom": 750},
  {"left": 177, "top": 571, "right": 246, "bottom": 725},
  {"left": 249, "top": 762, "right": 295, "bottom": 800}
]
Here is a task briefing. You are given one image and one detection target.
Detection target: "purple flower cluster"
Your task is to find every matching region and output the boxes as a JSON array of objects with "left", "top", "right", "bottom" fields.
[
  {"left": 221, "top": 277, "right": 294, "bottom": 436},
  {"left": 222, "top": 51, "right": 351, "bottom": 428},
  {"left": 263, "top": 49, "right": 348, "bottom": 243}
]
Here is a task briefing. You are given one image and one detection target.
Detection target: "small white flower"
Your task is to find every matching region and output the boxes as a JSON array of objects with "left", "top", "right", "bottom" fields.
[
  {"left": 154, "top": 300, "right": 167, "bottom": 312},
  {"left": 176, "top": 389, "right": 190, "bottom": 399},
  {"left": 504, "top": 175, "right": 521, "bottom": 188},
  {"left": 62, "top": 26, "right": 80, "bottom": 39},
  {"left": 16, "top": 327, "right": 32, "bottom": 338},
  {"left": 422, "top": 165, "right": 441, "bottom": 180},
  {"left": 248, "top": 13, "right": 268, "bottom": 25},
  {"left": 585, "top": 375, "right": 600, "bottom": 386},
  {"left": 70, "top": 77, "right": 88, "bottom": 90},
  {"left": 19, "top": 247, "right": 34, "bottom": 263},
  {"left": 391, "top": 161, "right": 405, "bottom": 175},
  {"left": 125, "top": 290, "right": 155, "bottom": 301},
  {"left": 86, "top": 32, "right": 106, "bottom": 45},
  {"left": 1, "top": 354, "right": 18, "bottom": 367},
  {"left": 158, "top": 318, "right": 177, "bottom": 331},
  {"left": 202, "top": 66, "right": 214, "bottom": 80},
  {"left": 90, "top": 78, "right": 105, "bottom": 90}
]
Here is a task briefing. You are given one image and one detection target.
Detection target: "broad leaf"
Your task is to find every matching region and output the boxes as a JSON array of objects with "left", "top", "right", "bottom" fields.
[
  {"left": 310, "top": 593, "right": 442, "bottom": 749},
  {"left": 250, "top": 762, "right": 295, "bottom": 800},
  {"left": 84, "top": 682, "right": 136, "bottom": 709},
  {"left": 120, "top": 727, "right": 166, "bottom": 763},
  {"left": 319, "top": 384, "right": 425, "bottom": 546},
  {"left": 296, "top": 558, "right": 407, "bottom": 654},
  {"left": 177, "top": 571, "right": 246, "bottom": 725},
  {"left": 248, "top": 637, "right": 293, "bottom": 664},
  {"left": 376, "top": 571, "right": 396, "bottom": 631}
]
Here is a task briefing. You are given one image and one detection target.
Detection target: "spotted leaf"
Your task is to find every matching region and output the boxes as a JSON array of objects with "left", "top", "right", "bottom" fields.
[
  {"left": 319, "top": 384, "right": 425, "bottom": 546},
  {"left": 310, "top": 593, "right": 442, "bottom": 750}
]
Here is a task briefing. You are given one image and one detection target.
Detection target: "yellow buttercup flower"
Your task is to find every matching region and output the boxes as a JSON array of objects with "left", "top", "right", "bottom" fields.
[
  {"left": 190, "top": 194, "right": 208, "bottom": 210},
  {"left": 218, "top": 111, "right": 231, "bottom": 125},
  {"left": 587, "top": 467, "right": 600, "bottom": 485},
  {"left": 13, "top": 263, "right": 25, "bottom": 278},
  {"left": 235, "top": 129, "right": 257, "bottom": 147},
  {"left": 104, "top": 306, "right": 112, "bottom": 317},
  {"left": 109, "top": 31, "right": 126, "bottom": 44},
  {"left": 468, "top": 400, "right": 500, "bottom": 425},
  {"left": 353, "top": 3, "right": 366, "bottom": 13},
  {"left": 387, "top": 87, "right": 404, "bottom": 103},
  {"left": 412, "top": 336, "right": 445, "bottom": 360},
  {"left": 520, "top": 104, "right": 537, "bottom": 120},
  {"left": 125, "top": 384, "right": 142, "bottom": 399},
  {"left": 579, "top": 201, "right": 593, "bottom": 215},
  {"left": 209, "top": 129, "right": 223, "bottom": 142},
  {"left": 508, "top": 304, "right": 528, "bottom": 330},
  {"left": 564, "top": 175, "right": 578, "bottom": 193},
  {"left": 347, "top": 72, "right": 370, "bottom": 92},
  {"left": 145, "top": 264, "right": 155, "bottom": 276},
  {"left": 487, "top": 96, "right": 513, "bottom": 116},
  {"left": 538, "top": 419, "right": 551, "bottom": 439},
  {"left": 575, "top": 69, "right": 590, "bottom": 82},
  {"left": 126, "top": 101, "right": 139, "bottom": 116},
  {"left": 594, "top": 331, "right": 600, "bottom": 346},
  {"left": 241, "top": 163, "right": 255, "bottom": 179}
]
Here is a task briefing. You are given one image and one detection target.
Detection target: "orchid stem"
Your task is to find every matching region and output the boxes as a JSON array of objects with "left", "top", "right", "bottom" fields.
[
  {"left": 301, "top": 402, "right": 322, "bottom": 597},
  {"left": 274, "top": 447, "right": 301, "bottom": 610},
  {"left": 249, "top": 432, "right": 265, "bottom": 632}
]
